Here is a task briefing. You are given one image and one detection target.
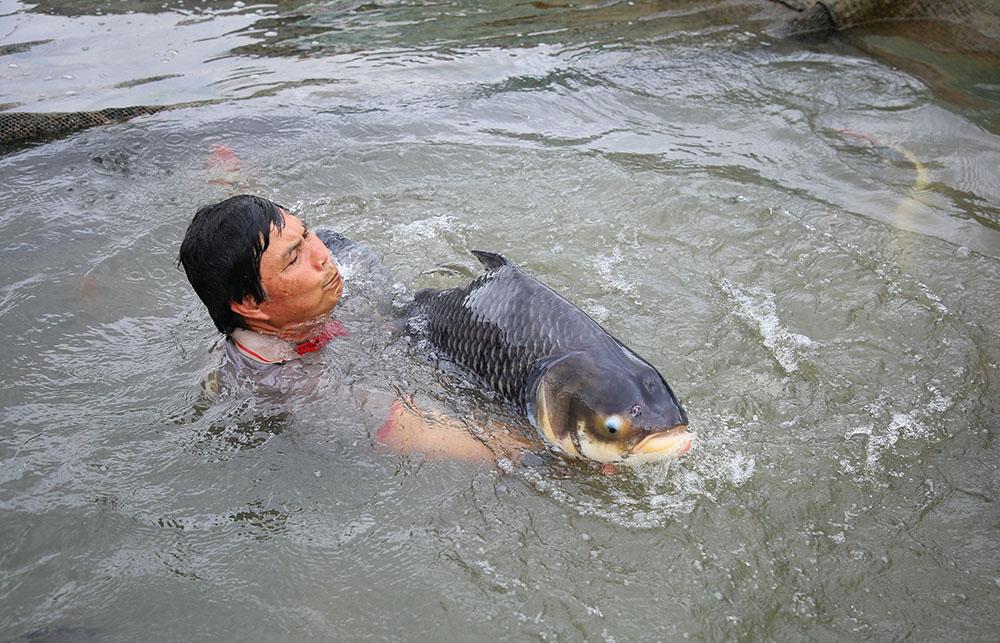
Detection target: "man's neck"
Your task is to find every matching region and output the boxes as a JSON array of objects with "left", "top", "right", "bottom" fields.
[
  {"left": 230, "top": 327, "right": 298, "bottom": 364},
  {"left": 230, "top": 320, "right": 349, "bottom": 364},
  {"left": 243, "top": 318, "right": 321, "bottom": 343}
]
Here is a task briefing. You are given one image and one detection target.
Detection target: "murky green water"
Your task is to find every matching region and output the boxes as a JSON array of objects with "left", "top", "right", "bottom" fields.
[{"left": 2, "top": 1, "right": 999, "bottom": 640}]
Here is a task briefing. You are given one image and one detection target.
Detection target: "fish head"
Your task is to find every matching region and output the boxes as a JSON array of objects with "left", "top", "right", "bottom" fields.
[{"left": 528, "top": 351, "right": 691, "bottom": 464}]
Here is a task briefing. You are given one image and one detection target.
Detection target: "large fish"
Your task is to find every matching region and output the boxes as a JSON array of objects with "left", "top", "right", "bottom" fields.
[{"left": 409, "top": 251, "right": 692, "bottom": 464}]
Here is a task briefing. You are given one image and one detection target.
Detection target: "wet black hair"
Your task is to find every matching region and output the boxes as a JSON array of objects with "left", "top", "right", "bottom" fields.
[{"left": 178, "top": 194, "right": 287, "bottom": 335}]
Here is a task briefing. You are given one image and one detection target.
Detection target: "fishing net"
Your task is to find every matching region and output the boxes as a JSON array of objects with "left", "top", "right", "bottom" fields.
[
  {"left": 0, "top": 109, "right": 159, "bottom": 146},
  {"left": 0, "top": 103, "right": 215, "bottom": 147}
]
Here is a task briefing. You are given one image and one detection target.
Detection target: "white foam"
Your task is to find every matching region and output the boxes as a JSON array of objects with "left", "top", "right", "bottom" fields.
[
  {"left": 846, "top": 383, "right": 955, "bottom": 470},
  {"left": 726, "top": 452, "right": 756, "bottom": 487},
  {"left": 517, "top": 410, "right": 756, "bottom": 529},
  {"left": 594, "top": 229, "right": 640, "bottom": 297},
  {"left": 394, "top": 214, "right": 461, "bottom": 239},
  {"left": 595, "top": 245, "right": 635, "bottom": 296},
  {"left": 719, "top": 279, "right": 814, "bottom": 373},
  {"left": 586, "top": 303, "right": 610, "bottom": 323}
]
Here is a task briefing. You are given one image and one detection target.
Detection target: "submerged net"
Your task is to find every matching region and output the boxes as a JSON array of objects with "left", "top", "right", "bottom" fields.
[{"left": 0, "top": 102, "right": 216, "bottom": 147}]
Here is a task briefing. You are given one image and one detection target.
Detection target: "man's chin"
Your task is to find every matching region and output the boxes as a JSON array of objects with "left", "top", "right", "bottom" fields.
[
  {"left": 324, "top": 289, "right": 342, "bottom": 315},
  {"left": 323, "top": 284, "right": 343, "bottom": 310}
]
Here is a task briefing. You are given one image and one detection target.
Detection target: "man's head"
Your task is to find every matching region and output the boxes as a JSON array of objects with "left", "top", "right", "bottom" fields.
[{"left": 179, "top": 194, "right": 343, "bottom": 339}]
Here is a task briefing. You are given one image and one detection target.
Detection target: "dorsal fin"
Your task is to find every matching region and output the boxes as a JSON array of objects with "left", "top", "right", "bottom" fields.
[{"left": 471, "top": 250, "right": 511, "bottom": 271}]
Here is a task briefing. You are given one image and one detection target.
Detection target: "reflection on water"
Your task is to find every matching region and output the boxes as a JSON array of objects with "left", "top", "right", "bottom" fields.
[
  {"left": 846, "top": 19, "right": 1000, "bottom": 133},
  {"left": 192, "top": 400, "right": 293, "bottom": 454},
  {"left": 1, "top": 0, "right": 999, "bottom": 640}
]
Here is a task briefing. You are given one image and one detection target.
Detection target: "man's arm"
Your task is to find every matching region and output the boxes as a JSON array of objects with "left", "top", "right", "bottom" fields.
[{"left": 376, "top": 399, "right": 534, "bottom": 464}]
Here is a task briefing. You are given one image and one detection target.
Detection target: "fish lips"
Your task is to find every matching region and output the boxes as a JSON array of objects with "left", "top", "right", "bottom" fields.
[{"left": 626, "top": 425, "right": 694, "bottom": 463}]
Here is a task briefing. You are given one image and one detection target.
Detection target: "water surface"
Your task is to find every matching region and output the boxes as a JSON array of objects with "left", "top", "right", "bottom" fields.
[{"left": 1, "top": 1, "right": 999, "bottom": 640}]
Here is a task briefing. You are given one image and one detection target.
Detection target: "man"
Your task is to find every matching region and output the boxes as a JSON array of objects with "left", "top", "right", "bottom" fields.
[
  {"left": 180, "top": 195, "right": 344, "bottom": 365},
  {"left": 179, "top": 194, "right": 515, "bottom": 461}
]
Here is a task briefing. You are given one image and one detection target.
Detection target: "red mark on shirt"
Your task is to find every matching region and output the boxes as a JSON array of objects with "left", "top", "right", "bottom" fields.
[{"left": 295, "top": 320, "right": 349, "bottom": 355}]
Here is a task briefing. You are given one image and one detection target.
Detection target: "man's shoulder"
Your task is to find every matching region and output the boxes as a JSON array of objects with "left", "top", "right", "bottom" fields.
[{"left": 216, "top": 335, "right": 320, "bottom": 396}]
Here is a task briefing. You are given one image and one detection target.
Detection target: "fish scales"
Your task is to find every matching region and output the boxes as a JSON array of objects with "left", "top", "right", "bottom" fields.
[{"left": 413, "top": 254, "right": 617, "bottom": 407}]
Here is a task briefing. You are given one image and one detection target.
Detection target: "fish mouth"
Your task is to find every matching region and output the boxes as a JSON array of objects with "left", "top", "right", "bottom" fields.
[{"left": 628, "top": 425, "right": 693, "bottom": 461}]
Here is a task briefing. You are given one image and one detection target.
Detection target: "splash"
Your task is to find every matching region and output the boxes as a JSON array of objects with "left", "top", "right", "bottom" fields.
[
  {"left": 595, "top": 245, "right": 635, "bottom": 296},
  {"left": 394, "top": 214, "right": 462, "bottom": 239},
  {"left": 719, "top": 279, "right": 814, "bottom": 373},
  {"left": 594, "top": 228, "right": 639, "bottom": 297},
  {"left": 845, "top": 382, "right": 955, "bottom": 470},
  {"left": 517, "top": 410, "right": 756, "bottom": 529}
]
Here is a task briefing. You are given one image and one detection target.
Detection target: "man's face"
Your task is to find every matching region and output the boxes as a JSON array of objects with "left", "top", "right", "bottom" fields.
[{"left": 249, "top": 211, "right": 343, "bottom": 337}]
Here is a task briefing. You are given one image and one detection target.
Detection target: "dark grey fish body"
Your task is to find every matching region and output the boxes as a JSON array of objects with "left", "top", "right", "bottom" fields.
[
  {"left": 410, "top": 251, "right": 690, "bottom": 463},
  {"left": 413, "top": 252, "right": 601, "bottom": 403}
]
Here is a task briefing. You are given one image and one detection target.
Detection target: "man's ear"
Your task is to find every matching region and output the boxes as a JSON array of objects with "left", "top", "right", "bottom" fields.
[{"left": 230, "top": 296, "right": 269, "bottom": 321}]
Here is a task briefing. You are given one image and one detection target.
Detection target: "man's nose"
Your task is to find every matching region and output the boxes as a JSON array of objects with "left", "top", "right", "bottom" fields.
[{"left": 312, "top": 240, "right": 329, "bottom": 268}]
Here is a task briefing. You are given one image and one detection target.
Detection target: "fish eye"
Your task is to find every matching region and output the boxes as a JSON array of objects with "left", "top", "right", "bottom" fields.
[{"left": 604, "top": 415, "right": 622, "bottom": 434}]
